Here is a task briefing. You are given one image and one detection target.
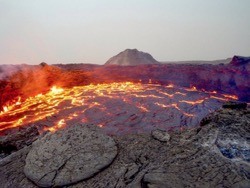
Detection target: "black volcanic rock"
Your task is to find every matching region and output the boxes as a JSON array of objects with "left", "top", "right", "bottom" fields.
[
  {"left": 105, "top": 49, "right": 160, "bottom": 66},
  {"left": 230, "top": 55, "right": 250, "bottom": 66},
  {"left": 222, "top": 101, "right": 247, "bottom": 109}
]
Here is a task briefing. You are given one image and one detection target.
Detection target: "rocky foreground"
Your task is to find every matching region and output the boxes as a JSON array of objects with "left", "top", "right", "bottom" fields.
[{"left": 0, "top": 102, "right": 249, "bottom": 188}]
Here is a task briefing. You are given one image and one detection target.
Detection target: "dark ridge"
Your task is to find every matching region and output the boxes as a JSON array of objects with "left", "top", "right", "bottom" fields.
[{"left": 230, "top": 55, "right": 250, "bottom": 66}]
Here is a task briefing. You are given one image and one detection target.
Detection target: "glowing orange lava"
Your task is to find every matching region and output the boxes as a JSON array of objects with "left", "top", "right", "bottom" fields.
[
  {"left": 221, "top": 94, "right": 238, "bottom": 100},
  {"left": 185, "top": 86, "right": 198, "bottom": 91},
  {"left": 179, "top": 99, "right": 205, "bottom": 105},
  {"left": 0, "top": 82, "right": 239, "bottom": 134},
  {"left": 51, "top": 86, "right": 64, "bottom": 94}
]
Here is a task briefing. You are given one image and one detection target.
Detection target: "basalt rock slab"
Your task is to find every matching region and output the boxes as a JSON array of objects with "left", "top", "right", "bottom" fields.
[
  {"left": 201, "top": 107, "right": 250, "bottom": 163},
  {"left": 0, "top": 125, "right": 39, "bottom": 159},
  {"left": 0, "top": 107, "right": 249, "bottom": 188},
  {"left": 151, "top": 129, "right": 170, "bottom": 142},
  {"left": 142, "top": 107, "right": 250, "bottom": 188},
  {"left": 24, "top": 123, "right": 117, "bottom": 187}
]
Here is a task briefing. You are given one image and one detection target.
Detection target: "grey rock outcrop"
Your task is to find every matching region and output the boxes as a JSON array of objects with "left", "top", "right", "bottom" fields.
[
  {"left": 151, "top": 129, "right": 170, "bottom": 142},
  {"left": 105, "top": 49, "right": 160, "bottom": 66},
  {"left": 0, "top": 106, "right": 249, "bottom": 187},
  {"left": 24, "top": 123, "right": 117, "bottom": 187},
  {"left": 0, "top": 125, "right": 39, "bottom": 159}
]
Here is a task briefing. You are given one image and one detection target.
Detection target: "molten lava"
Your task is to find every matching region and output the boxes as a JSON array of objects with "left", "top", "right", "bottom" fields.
[{"left": 0, "top": 82, "right": 238, "bottom": 135}]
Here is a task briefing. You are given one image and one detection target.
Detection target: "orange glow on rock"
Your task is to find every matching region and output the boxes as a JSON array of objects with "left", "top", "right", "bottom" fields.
[
  {"left": 166, "top": 84, "right": 174, "bottom": 88},
  {"left": 185, "top": 86, "right": 198, "bottom": 92}
]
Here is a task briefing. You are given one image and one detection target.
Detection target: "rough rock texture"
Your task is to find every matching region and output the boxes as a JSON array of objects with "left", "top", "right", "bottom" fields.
[
  {"left": 24, "top": 123, "right": 117, "bottom": 187},
  {"left": 151, "top": 129, "right": 170, "bottom": 142},
  {"left": 0, "top": 107, "right": 249, "bottom": 188},
  {"left": 105, "top": 49, "right": 160, "bottom": 66},
  {"left": 0, "top": 125, "right": 39, "bottom": 159}
]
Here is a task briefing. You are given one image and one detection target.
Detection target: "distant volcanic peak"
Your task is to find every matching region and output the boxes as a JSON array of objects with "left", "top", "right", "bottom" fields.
[
  {"left": 105, "top": 49, "right": 160, "bottom": 66},
  {"left": 230, "top": 55, "right": 250, "bottom": 66}
]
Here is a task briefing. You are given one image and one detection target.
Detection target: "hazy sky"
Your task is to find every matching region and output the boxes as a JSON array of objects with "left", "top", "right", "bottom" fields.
[{"left": 0, "top": 0, "right": 250, "bottom": 64}]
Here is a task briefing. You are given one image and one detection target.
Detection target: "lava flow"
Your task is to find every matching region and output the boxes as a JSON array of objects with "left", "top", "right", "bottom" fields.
[{"left": 0, "top": 82, "right": 238, "bottom": 135}]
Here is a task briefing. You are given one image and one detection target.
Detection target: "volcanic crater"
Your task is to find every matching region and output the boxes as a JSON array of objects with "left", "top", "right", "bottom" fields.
[
  {"left": 0, "top": 49, "right": 249, "bottom": 136},
  {"left": 0, "top": 49, "right": 250, "bottom": 187}
]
